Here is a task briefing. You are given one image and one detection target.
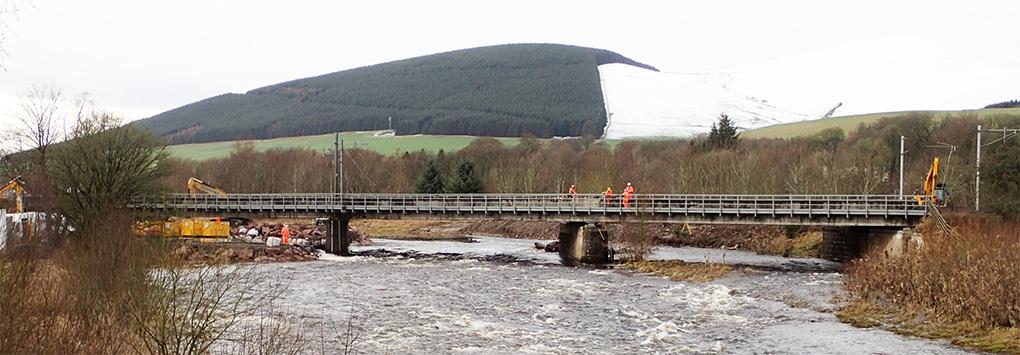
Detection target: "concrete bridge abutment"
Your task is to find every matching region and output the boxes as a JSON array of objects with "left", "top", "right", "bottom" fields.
[
  {"left": 819, "top": 226, "right": 922, "bottom": 261},
  {"left": 324, "top": 216, "right": 351, "bottom": 256},
  {"left": 558, "top": 222, "right": 613, "bottom": 266}
]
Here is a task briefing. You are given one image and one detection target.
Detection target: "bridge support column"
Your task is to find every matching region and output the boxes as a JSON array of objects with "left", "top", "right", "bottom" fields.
[
  {"left": 558, "top": 222, "right": 612, "bottom": 266},
  {"left": 820, "top": 227, "right": 920, "bottom": 261},
  {"left": 325, "top": 216, "right": 351, "bottom": 256}
]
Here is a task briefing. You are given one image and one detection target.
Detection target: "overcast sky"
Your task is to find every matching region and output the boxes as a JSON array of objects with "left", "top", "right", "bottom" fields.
[{"left": 0, "top": 0, "right": 1017, "bottom": 126}]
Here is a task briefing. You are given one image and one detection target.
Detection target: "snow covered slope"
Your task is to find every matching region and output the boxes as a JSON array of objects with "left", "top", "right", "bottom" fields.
[
  {"left": 599, "top": 64, "right": 813, "bottom": 139},
  {"left": 600, "top": 35, "right": 1020, "bottom": 139}
]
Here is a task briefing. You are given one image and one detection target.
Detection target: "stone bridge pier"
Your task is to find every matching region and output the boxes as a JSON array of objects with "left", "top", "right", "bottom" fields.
[
  {"left": 323, "top": 215, "right": 352, "bottom": 256},
  {"left": 819, "top": 226, "right": 922, "bottom": 261},
  {"left": 558, "top": 222, "right": 613, "bottom": 266}
]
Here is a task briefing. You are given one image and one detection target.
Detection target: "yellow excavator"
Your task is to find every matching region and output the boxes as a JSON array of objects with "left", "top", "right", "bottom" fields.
[
  {"left": 136, "top": 177, "right": 230, "bottom": 239},
  {"left": 0, "top": 177, "right": 25, "bottom": 213},
  {"left": 915, "top": 157, "right": 943, "bottom": 206},
  {"left": 187, "top": 177, "right": 227, "bottom": 197}
]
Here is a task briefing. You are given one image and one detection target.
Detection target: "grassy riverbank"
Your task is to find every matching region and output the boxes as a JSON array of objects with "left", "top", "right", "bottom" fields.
[
  {"left": 840, "top": 215, "right": 1020, "bottom": 354},
  {"left": 623, "top": 260, "right": 732, "bottom": 282}
]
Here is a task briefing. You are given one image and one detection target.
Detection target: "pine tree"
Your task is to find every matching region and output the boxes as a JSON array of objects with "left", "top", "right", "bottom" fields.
[
  {"left": 448, "top": 160, "right": 483, "bottom": 193},
  {"left": 707, "top": 113, "right": 740, "bottom": 150},
  {"left": 415, "top": 158, "right": 446, "bottom": 193}
]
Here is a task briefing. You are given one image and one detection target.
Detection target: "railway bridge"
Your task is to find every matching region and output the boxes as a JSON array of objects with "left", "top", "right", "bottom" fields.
[{"left": 130, "top": 193, "right": 927, "bottom": 262}]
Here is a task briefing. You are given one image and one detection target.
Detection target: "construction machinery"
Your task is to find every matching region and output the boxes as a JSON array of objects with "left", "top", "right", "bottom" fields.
[
  {"left": 0, "top": 177, "right": 25, "bottom": 213},
  {"left": 915, "top": 157, "right": 946, "bottom": 206},
  {"left": 187, "top": 177, "right": 227, "bottom": 197},
  {"left": 136, "top": 177, "right": 230, "bottom": 239}
]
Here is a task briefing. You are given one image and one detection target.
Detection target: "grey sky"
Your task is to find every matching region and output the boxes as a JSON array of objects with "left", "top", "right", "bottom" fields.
[{"left": 0, "top": 0, "right": 1017, "bottom": 125}]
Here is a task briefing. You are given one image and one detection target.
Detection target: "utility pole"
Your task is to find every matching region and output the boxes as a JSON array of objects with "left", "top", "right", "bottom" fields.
[
  {"left": 339, "top": 139, "right": 345, "bottom": 195},
  {"left": 333, "top": 132, "right": 340, "bottom": 194},
  {"left": 975, "top": 125, "right": 981, "bottom": 212},
  {"left": 899, "top": 135, "right": 905, "bottom": 196}
]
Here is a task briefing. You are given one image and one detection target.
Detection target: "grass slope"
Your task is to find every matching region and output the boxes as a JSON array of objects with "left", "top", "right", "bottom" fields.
[
  {"left": 167, "top": 131, "right": 522, "bottom": 160},
  {"left": 135, "top": 44, "right": 656, "bottom": 144},
  {"left": 743, "top": 108, "right": 1020, "bottom": 139}
]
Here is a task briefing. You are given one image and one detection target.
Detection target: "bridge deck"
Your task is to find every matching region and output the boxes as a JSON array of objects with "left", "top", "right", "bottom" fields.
[{"left": 131, "top": 193, "right": 927, "bottom": 226}]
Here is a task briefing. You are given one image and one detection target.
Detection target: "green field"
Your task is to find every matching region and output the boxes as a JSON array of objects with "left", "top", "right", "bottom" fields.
[
  {"left": 167, "top": 131, "right": 524, "bottom": 160},
  {"left": 743, "top": 108, "right": 1020, "bottom": 139}
]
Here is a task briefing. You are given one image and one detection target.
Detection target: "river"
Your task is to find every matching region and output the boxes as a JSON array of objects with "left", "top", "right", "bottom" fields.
[{"left": 242, "top": 237, "right": 970, "bottom": 354}]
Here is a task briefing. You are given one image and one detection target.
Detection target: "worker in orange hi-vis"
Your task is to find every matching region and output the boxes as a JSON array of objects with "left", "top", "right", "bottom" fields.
[
  {"left": 603, "top": 186, "right": 614, "bottom": 206},
  {"left": 622, "top": 182, "right": 636, "bottom": 208},
  {"left": 281, "top": 224, "right": 290, "bottom": 245},
  {"left": 568, "top": 184, "right": 577, "bottom": 196}
]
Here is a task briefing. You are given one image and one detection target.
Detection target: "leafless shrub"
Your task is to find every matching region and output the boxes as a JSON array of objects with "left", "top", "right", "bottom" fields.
[
  {"left": 616, "top": 221, "right": 657, "bottom": 261},
  {"left": 224, "top": 306, "right": 308, "bottom": 355},
  {"left": 126, "top": 261, "right": 284, "bottom": 355},
  {"left": 845, "top": 215, "right": 1020, "bottom": 328},
  {"left": 333, "top": 301, "right": 364, "bottom": 355}
]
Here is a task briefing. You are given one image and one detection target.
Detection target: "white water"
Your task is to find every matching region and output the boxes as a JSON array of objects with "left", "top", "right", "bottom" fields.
[{"left": 237, "top": 237, "right": 970, "bottom": 354}]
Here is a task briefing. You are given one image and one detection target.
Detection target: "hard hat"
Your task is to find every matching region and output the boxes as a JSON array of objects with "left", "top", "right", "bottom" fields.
[{"left": 627, "top": 182, "right": 632, "bottom": 186}]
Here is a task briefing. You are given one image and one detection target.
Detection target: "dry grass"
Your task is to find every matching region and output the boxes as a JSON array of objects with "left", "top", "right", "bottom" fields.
[
  {"left": 624, "top": 260, "right": 732, "bottom": 283},
  {"left": 0, "top": 213, "right": 310, "bottom": 355},
  {"left": 790, "top": 231, "right": 822, "bottom": 258},
  {"left": 841, "top": 215, "right": 1020, "bottom": 353},
  {"left": 669, "top": 225, "right": 822, "bottom": 258}
]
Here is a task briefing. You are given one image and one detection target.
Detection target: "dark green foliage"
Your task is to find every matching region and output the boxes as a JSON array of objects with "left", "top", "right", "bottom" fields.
[
  {"left": 707, "top": 113, "right": 740, "bottom": 150},
  {"left": 813, "top": 127, "right": 846, "bottom": 152},
  {"left": 984, "top": 100, "right": 1020, "bottom": 109},
  {"left": 985, "top": 137, "right": 1020, "bottom": 216},
  {"left": 414, "top": 158, "right": 445, "bottom": 193},
  {"left": 448, "top": 160, "right": 483, "bottom": 193},
  {"left": 133, "top": 44, "right": 657, "bottom": 144}
]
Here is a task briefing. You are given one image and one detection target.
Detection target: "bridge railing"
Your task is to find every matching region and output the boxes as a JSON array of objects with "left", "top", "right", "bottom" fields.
[{"left": 130, "top": 193, "right": 926, "bottom": 218}]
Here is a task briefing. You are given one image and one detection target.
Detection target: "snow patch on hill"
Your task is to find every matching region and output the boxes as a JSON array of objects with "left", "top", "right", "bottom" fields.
[
  {"left": 600, "top": 35, "right": 1020, "bottom": 139},
  {"left": 599, "top": 64, "right": 813, "bottom": 139}
]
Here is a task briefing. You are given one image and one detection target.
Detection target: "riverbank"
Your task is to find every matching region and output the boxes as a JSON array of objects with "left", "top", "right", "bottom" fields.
[
  {"left": 171, "top": 241, "right": 318, "bottom": 265},
  {"left": 840, "top": 215, "right": 1020, "bottom": 354}
]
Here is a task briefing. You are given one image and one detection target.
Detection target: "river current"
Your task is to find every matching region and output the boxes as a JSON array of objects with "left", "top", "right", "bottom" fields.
[{"left": 243, "top": 237, "right": 969, "bottom": 354}]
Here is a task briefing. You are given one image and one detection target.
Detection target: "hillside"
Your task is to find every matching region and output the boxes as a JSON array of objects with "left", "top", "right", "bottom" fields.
[
  {"left": 742, "top": 108, "right": 1020, "bottom": 139},
  {"left": 166, "top": 131, "right": 522, "bottom": 160},
  {"left": 133, "top": 44, "right": 657, "bottom": 144},
  {"left": 599, "top": 64, "right": 810, "bottom": 138}
]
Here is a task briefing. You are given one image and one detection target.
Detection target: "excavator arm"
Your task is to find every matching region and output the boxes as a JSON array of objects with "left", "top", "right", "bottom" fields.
[
  {"left": 187, "top": 177, "right": 227, "bottom": 197},
  {"left": 915, "top": 157, "right": 940, "bottom": 206}
]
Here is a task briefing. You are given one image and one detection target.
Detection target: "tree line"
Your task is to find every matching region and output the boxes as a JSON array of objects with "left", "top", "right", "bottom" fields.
[{"left": 984, "top": 100, "right": 1020, "bottom": 109}]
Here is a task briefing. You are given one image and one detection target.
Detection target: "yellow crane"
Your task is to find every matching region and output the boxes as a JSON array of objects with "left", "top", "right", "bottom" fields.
[
  {"left": 187, "top": 177, "right": 227, "bottom": 197},
  {"left": 0, "top": 177, "right": 24, "bottom": 213}
]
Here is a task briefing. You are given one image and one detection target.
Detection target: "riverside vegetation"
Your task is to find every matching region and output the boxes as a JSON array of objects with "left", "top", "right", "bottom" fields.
[
  {"left": 0, "top": 111, "right": 354, "bottom": 354},
  {"left": 841, "top": 215, "right": 1020, "bottom": 353}
]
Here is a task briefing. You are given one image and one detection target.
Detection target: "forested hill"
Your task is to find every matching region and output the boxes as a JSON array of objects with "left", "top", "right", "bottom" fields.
[{"left": 133, "top": 44, "right": 658, "bottom": 144}]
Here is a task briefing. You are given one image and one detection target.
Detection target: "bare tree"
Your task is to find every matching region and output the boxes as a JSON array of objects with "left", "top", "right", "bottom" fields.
[{"left": 13, "top": 84, "right": 62, "bottom": 167}]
